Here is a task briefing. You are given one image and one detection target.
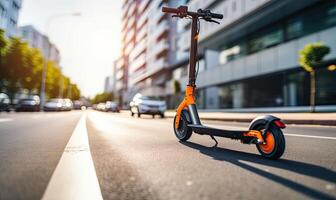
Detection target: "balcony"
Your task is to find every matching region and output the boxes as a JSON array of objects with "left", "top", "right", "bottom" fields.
[
  {"left": 150, "top": 20, "right": 168, "bottom": 42},
  {"left": 116, "top": 69, "right": 124, "bottom": 81},
  {"left": 125, "top": 41, "right": 135, "bottom": 55},
  {"left": 128, "top": 3, "right": 137, "bottom": 18},
  {"left": 136, "top": 24, "right": 148, "bottom": 42},
  {"left": 129, "top": 39, "right": 146, "bottom": 61},
  {"left": 147, "top": 39, "right": 169, "bottom": 60},
  {"left": 137, "top": 9, "right": 149, "bottom": 30},
  {"left": 138, "top": 0, "right": 150, "bottom": 14},
  {"left": 126, "top": 15, "right": 136, "bottom": 31},
  {"left": 129, "top": 53, "right": 146, "bottom": 73},
  {"left": 116, "top": 57, "right": 125, "bottom": 70},
  {"left": 116, "top": 81, "right": 123, "bottom": 91}
]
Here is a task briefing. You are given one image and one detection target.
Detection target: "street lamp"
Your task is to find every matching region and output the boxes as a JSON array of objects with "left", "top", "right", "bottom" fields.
[{"left": 40, "top": 12, "right": 81, "bottom": 110}]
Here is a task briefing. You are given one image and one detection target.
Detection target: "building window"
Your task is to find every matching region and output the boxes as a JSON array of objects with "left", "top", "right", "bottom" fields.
[
  {"left": 248, "top": 27, "right": 283, "bottom": 54},
  {"left": 12, "top": 1, "right": 19, "bottom": 10},
  {"left": 286, "top": 17, "right": 303, "bottom": 40},
  {"left": 219, "top": 45, "right": 241, "bottom": 64},
  {"left": 9, "top": 18, "right": 16, "bottom": 27},
  {"left": 218, "top": 85, "right": 233, "bottom": 108},
  {"left": 0, "top": 4, "right": 6, "bottom": 18}
]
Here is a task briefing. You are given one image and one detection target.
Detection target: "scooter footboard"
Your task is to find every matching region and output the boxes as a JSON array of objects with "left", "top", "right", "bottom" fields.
[{"left": 188, "top": 124, "right": 246, "bottom": 139}]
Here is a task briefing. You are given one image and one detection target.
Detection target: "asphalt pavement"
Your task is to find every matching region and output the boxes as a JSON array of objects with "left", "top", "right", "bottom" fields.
[{"left": 0, "top": 110, "right": 335, "bottom": 200}]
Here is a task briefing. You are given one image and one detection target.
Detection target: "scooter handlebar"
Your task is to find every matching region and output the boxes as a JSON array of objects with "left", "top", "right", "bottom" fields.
[
  {"left": 210, "top": 13, "right": 223, "bottom": 19},
  {"left": 162, "top": 7, "right": 180, "bottom": 14}
]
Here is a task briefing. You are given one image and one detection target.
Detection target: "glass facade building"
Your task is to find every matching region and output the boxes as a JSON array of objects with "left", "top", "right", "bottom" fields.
[{"left": 165, "top": 0, "right": 336, "bottom": 110}]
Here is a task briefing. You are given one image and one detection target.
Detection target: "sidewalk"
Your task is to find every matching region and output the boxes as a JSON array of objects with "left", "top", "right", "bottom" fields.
[{"left": 165, "top": 110, "right": 336, "bottom": 126}]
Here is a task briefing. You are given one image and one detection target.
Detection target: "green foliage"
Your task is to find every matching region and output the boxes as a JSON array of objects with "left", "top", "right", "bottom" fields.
[
  {"left": 0, "top": 29, "right": 7, "bottom": 57},
  {"left": 299, "top": 43, "right": 330, "bottom": 72},
  {"left": 91, "top": 92, "right": 114, "bottom": 104},
  {"left": 0, "top": 30, "right": 8, "bottom": 88},
  {"left": 2, "top": 37, "right": 30, "bottom": 97},
  {"left": 173, "top": 79, "right": 181, "bottom": 94},
  {"left": 298, "top": 42, "right": 330, "bottom": 113},
  {"left": 70, "top": 84, "right": 81, "bottom": 100}
]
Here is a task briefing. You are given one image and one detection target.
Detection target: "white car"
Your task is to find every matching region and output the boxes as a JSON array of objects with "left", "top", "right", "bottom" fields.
[
  {"left": 62, "top": 99, "right": 73, "bottom": 111},
  {"left": 44, "top": 98, "right": 63, "bottom": 111},
  {"left": 130, "top": 93, "right": 166, "bottom": 118}
]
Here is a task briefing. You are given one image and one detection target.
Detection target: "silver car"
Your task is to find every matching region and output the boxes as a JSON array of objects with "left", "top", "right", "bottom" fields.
[{"left": 130, "top": 93, "right": 166, "bottom": 118}]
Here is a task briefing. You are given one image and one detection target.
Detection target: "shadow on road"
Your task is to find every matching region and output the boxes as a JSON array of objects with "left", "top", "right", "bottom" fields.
[{"left": 181, "top": 141, "right": 336, "bottom": 200}]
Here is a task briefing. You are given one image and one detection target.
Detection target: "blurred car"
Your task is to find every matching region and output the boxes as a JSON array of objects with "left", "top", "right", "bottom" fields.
[
  {"left": 44, "top": 98, "right": 63, "bottom": 111},
  {"left": 62, "top": 98, "right": 73, "bottom": 111},
  {"left": 73, "top": 100, "right": 85, "bottom": 110},
  {"left": 15, "top": 96, "right": 40, "bottom": 112},
  {"left": 96, "top": 103, "right": 106, "bottom": 111},
  {"left": 0, "top": 93, "right": 11, "bottom": 112},
  {"left": 105, "top": 101, "right": 119, "bottom": 112},
  {"left": 92, "top": 104, "right": 98, "bottom": 110},
  {"left": 130, "top": 93, "right": 166, "bottom": 118}
]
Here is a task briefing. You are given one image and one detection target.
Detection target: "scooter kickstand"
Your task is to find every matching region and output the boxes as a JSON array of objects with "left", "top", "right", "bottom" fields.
[{"left": 210, "top": 135, "right": 218, "bottom": 148}]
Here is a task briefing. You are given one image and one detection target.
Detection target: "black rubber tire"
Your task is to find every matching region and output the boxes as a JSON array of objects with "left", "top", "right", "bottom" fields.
[
  {"left": 255, "top": 124, "right": 286, "bottom": 160},
  {"left": 160, "top": 113, "right": 165, "bottom": 118},
  {"left": 131, "top": 111, "right": 134, "bottom": 116},
  {"left": 152, "top": 115, "right": 155, "bottom": 118},
  {"left": 173, "top": 112, "right": 192, "bottom": 141}
]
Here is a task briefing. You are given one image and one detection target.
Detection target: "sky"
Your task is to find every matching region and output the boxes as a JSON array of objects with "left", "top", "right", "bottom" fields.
[{"left": 18, "top": 0, "right": 122, "bottom": 97}]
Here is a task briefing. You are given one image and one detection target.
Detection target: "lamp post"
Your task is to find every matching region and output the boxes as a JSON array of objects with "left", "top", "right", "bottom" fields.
[{"left": 40, "top": 12, "right": 81, "bottom": 110}]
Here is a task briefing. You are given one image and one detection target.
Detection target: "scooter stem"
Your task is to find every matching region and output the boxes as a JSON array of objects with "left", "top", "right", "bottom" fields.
[{"left": 188, "top": 16, "right": 199, "bottom": 86}]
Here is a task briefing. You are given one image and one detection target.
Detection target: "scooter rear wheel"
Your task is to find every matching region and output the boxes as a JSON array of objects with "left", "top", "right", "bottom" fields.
[
  {"left": 256, "top": 124, "right": 285, "bottom": 160},
  {"left": 173, "top": 112, "right": 192, "bottom": 141}
]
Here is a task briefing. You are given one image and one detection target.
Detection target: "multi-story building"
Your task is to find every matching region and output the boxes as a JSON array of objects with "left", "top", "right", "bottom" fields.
[
  {"left": 0, "top": 0, "right": 22, "bottom": 37},
  {"left": 114, "top": 55, "right": 128, "bottom": 107},
  {"left": 166, "top": 0, "right": 336, "bottom": 110},
  {"left": 117, "top": 0, "right": 180, "bottom": 107},
  {"left": 19, "top": 25, "right": 61, "bottom": 64}
]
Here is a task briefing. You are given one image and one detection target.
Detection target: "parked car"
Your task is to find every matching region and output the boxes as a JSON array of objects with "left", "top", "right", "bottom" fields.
[
  {"left": 96, "top": 103, "right": 106, "bottom": 111},
  {"left": 105, "top": 101, "right": 119, "bottom": 112},
  {"left": 15, "top": 96, "right": 40, "bottom": 112},
  {"left": 73, "top": 100, "right": 85, "bottom": 110},
  {"left": 62, "top": 98, "right": 73, "bottom": 111},
  {"left": 44, "top": 98, "right": 63, "bottom": 111},
  {"left": 130, "top": 93, "right": 166, "bottom": 118},
  {"left": 0, "top": 93, "right": 11, "bottom": 112}
]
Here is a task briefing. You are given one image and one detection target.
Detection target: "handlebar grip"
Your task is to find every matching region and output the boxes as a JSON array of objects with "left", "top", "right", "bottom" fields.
[
  {"left": 162, "top": 7, "right": 180, "bottom": 14},
  {"left": 210, "top": 13, "right": 223, "bottom": 19}
]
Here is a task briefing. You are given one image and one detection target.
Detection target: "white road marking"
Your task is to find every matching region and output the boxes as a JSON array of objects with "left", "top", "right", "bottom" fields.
[
  {"left": 42, "top": 113, "right": 103, "bottom": 200},
  {"left": 0, "top": 118, "right": 13, "bottom": 122},
  {"left": 284, "top": 133, "right": 336, "bottom": 140}
]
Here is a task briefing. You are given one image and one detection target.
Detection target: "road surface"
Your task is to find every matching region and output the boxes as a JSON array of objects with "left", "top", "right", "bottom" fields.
[{"left": 0, "top": 110, "right": 335, "bottom": 200}]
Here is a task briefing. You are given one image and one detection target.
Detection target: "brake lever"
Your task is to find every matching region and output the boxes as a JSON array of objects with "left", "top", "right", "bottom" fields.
[
  {"left": 208, "top": 19, "right": 220, "bottom": 24},
  {"left": 201, "top": 17, "right": 220, "bottom": 24}
]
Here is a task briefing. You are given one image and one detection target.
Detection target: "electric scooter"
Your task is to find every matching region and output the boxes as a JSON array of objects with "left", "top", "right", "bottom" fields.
[{"left": 162, "top": 6, "right": 286, "bottom": 159}]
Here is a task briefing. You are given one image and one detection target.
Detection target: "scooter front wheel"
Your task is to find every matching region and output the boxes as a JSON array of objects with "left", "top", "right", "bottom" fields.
[
  {"left": 173, "top": 113, "right": 192, "bottom": 141},
  {"left": 256, "top": 124, "right": 285, "bottom": 160}
]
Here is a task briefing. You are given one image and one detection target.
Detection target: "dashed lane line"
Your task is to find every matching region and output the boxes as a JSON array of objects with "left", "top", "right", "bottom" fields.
[
  {"left": 284, "top": 133, "right": 336, "bottom": 140},
  {"left": 42, "top": 113, "right": 103, "bottom": 200},
  {"left": 0, "top": 118, "right": 13, "bottom": 122}
]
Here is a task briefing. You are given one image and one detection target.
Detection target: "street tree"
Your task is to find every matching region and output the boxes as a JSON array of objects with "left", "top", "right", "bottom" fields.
[
  {"left": 0, "top": 29, "right": 8, "bottom": 90},
  {"left": 91, "top": 92, "right": 114, "bottom": 104},
  {"left": 3, "top": 37, "right": 30, "bottom": 100},
  {"left": 299, "top": 42, "right": 330, "bottom": 112},
  {"left": 173, "top": 79, "right": 181, "bottom": 94},
  {"left": 22, "top": 48, "right": 43, "bottom": 94}
]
